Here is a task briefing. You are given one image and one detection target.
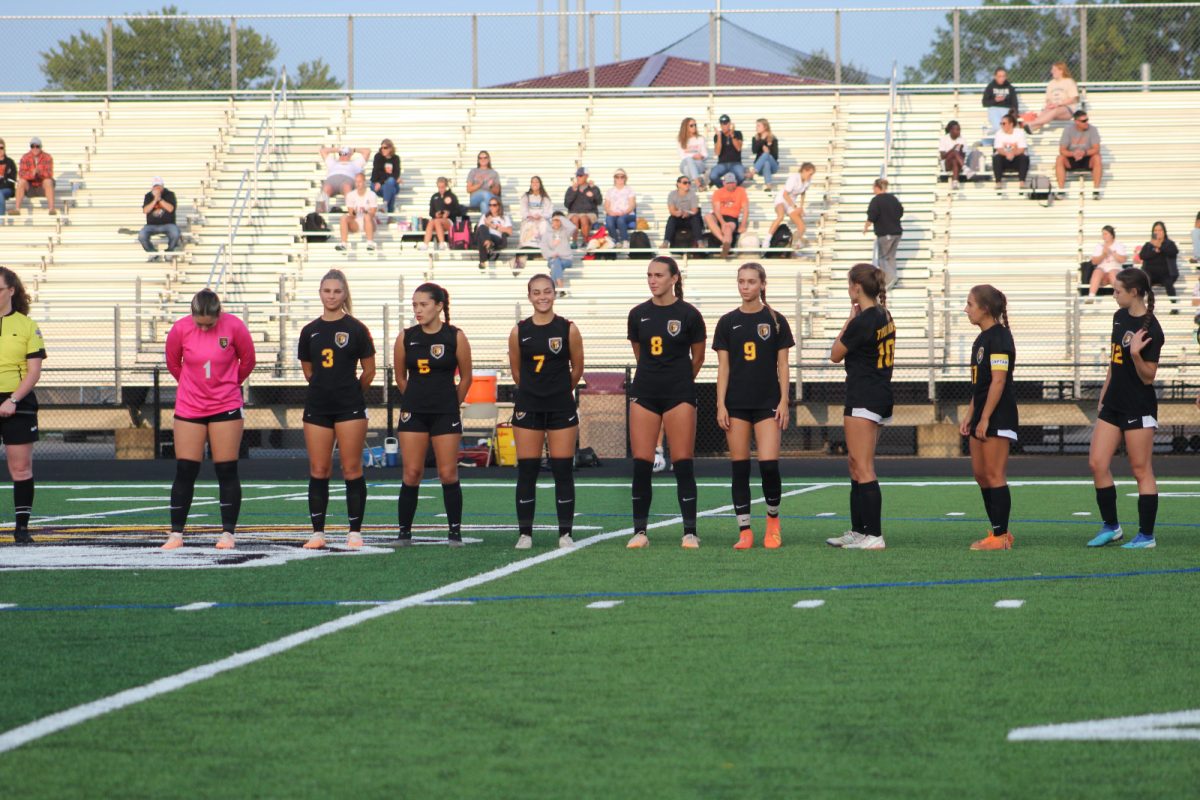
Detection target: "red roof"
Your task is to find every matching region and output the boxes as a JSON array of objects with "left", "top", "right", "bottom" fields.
[{"left": 493, "top": 56, "right": 824, "bottom": 90}]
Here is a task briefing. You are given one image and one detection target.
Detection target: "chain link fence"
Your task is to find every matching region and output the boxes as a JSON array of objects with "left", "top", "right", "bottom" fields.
[{"left": 2, "top": 5, "right": 1198, "bottom": 97}]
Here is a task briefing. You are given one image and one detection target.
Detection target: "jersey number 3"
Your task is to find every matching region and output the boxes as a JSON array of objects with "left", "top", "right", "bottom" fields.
[
  {"left": 321, "top": 348, "right": 334, "bottom": 368},
  {"left": 650, "top": 336, "right": 663, "bottom": 356}
]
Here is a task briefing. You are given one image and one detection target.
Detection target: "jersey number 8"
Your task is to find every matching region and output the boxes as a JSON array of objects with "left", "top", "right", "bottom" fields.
[
  {"left": 650, "top": 336, "right": 663, "bottom": 356},
  {"left": 743, "top": 341, "right": 756, "bottom": 361},
  {"left": 417, "top": 358, "right": 431, "bottom": 374}
]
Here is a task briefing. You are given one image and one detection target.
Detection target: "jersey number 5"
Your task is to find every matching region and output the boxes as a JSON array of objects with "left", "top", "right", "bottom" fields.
[
  {"left": 417, "top": 358, "right": 431, "bottom": 374},
  {"left": 532, "top": 354, "right": 545, "bottom": 373},
  {"left": 1111, "top": 342, "right": 1123, "bottom": 365},
  {"left": 876, "top": 339, "right": 894, "bottom": 368},
  {"left": 743, "top": 342, "right": 756, "bottom": 361},
  {"left": 321, "top": 348, "right": 334, "bottom": 368},
  {"left": 650, "top": 336, "right": 663, "bottom": 356}
]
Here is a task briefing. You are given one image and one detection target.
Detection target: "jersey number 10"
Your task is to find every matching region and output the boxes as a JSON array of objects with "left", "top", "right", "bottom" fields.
[{"left": 876, "top": 339, "right": 895, "bottom": 368}]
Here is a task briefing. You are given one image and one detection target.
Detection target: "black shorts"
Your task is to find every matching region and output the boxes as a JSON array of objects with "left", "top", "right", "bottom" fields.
[
  {"left": 843, "top": 405, "right": 894, "bottom": 425},
  {"left": 967, "top": 409, "right": 1018, "bottom": 441},
  {"left": 397, "top": 409, "right": 461, "bottom": 437},
  {"left": 512, "top": 407, "right": 578, "bottom": 430},
  {"left": 0, "top": 402, "right": 38, "bottom": 445},
  {"left": 1098, "top": 406, "right": 1158, "bottom": 431},
  {"left": 174, "top": 407, "right": 244, "bottom": 425},
  {"left": 632, "top": 397, "right": 695, "bottom": 416},
  {"left": 303, "top": 408, "right": 368, "bottom": 428},
  {"left": 1065, "top": 156, "right": 1092, "bottom": 171},
  {"left": 727, "top": 408, "right": 776, "bottom": 424}
]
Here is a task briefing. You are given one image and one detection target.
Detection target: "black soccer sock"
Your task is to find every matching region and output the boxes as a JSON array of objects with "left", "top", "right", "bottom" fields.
[
  {"left": 1137, "top": 493, "right": 1158, "bottom": 536},
  {"left": 849, "top": 480, "right": 862, "bottom": 533},
  {"left": 169, "top": 459, "right": 201, "bottom": 533},
  {"left": 990, "top": 485, "right": 1012, "bottom": 535},
  {"left": 549, "top": 457, "right": 575, "bottom": 536},
  {"left": 674, "top": 458, "right": 698, "bottom": 536},
  {"left": 345, "top": 476, "right": 367, "bottom": 533},
  {"left": 1095, "top": 485, "right": 1119, "bottom": 528},
  {"left": 515, "top": 457, "right": 541, "bottom": 537},
  {"left": 731, "top": 459, "right": 752, "bottom": 531},
  {"left": 759, "top": 459, "right": 782, "bottom": 517},
  {"left": 12, "top": 478, "right": 34, "bottom": 532},
  {"left": 632, "top": 458, "right": 653, "bottom": 532},
  {"left": 307, "top": 477, "right": 330, "bottom": 533},
  {"left": 980, "top": 486, "right": 994, "bottom": 527},
  {"left": 442, "top": 481, "right": 463, "bottom": 539},
  {"left": 214, "top": 460, "right": 241, "bottom": 533},
  {"left": 859, "top": 480, "right": 883, "bottom": 537},
  {"left": 396, "top": 483, "right": 420, "bottom": 537}
]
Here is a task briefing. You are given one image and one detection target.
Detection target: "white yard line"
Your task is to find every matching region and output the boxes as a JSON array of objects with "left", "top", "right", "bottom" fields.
[
  {"left": 0, "top": 483, "right": 831, "bottom": 755},
  {"left": 174, "top": 602, "right": 217, "bottom": 612},
  {"left": 586, "top": 600, "right": 624, "bottom": 609}
]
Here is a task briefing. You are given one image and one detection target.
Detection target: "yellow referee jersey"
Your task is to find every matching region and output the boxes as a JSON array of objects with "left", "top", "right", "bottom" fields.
[{"left": 0, "top": 311, "right": 47, "bottom": 393}]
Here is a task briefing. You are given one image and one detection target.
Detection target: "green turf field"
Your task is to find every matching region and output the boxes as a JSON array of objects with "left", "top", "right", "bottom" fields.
[{"left": 1, "top": 476, "right": 1198, "bottom": 798}]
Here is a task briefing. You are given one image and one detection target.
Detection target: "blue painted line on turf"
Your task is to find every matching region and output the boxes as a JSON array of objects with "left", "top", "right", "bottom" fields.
[{"left": 3, "top": 566, "right": 1199, "bottom": 613}]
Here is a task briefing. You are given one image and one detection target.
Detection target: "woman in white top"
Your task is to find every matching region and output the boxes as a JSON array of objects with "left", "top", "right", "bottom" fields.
[
  {"left": 1087, "top": 225, "right": 1127, "bottom": 300},
  {"left": 677, "top": 117, "right": 710, "bottom": 190},
  {"left": 337, "top": 173, "right": 379, "bottom": 252},
  {"left": 475, "top": 198, "right": 513, "bottom": 271},
  {"left": 1025, "top": 62, "right": 1080, "bottom": 133},
  {"left": 604, "top": 168, "right": 637, "bottom": 247},
  {"left": 519, "top": 176, "right": 552, "bottom": 248},
  {"left": 992, "top": 114, "right": 1030, "bottom": 188},
  {"left": 938, "top": 120, "right": 972, "bottom": 189},
  {"left": 769, "top": 162, "right": 816, "bottom": 243}
]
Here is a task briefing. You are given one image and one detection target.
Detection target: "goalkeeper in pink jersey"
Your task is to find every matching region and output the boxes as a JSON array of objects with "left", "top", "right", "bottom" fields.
[{"left": 162, "top": 289, "right": 256, "bottom": 550}]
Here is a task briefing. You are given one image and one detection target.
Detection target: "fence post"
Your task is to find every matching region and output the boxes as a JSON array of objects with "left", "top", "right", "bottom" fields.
[
  {"left": 613, "top": 0, "right": 621, "bottom": 61},
  {"left": 794, "top": 272, "right": 804, "bottom": 402},
  {"left": 1079, "top": 7, "right": 1088, "bottom": 84},
  {"left": 952, "top": 9, "right": 961, "bottom": 85},
  {"left": 471, "top": 15, "right": 479, "bottom": 89},
  {"left": 558, "top": 0, "right": 569, "bottom": 73},
  {"left": 386, "top": 366, "right": 394, "bottom": 437},
  {"left": 833, "top": 10, "right": 842, "bottom": 85},
  {"left": 537, "top": 0, "right": 545, "bottom": 76},
  {"left": 347, "top": 15, "right": 355, "bottom": 92},
  {"left": 153, "top": 368, "right": 161, "bottom": 459},
  {"left": 135, "top": 276, "right": 142, "bottom": 346},
  {"left": 588, "top": 14, "right": 596, "bottom": 89},
  {"left": 926, "top": 292, "right": 936, "bottom": 401},
  {"left": 105, "top": 18, "right": 114, "bottom": 95},
  {"left": 624, "top": 365, "right": 632, "bottom": 458},
  {"left": 230, "top": 18, "right": 238, "bottom": 92},
  {"left": 708, "top": 13, "right": 717, "bottom": 88},
  {"left": 277, "top": 274, "right": 287, "bottom": 374},
  {"left": 577, "top": 0, "right": 586, "bottom": 71},
  {"left": 114, "top": 306, "right": 123, "bottom": 399}
]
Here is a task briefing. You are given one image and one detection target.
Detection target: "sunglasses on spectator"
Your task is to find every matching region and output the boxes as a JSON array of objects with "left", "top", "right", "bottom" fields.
[
  {"left": 489, "top": 202, "right": 500, "bottom": 207},
  {"left": 30, "top": 145, "right": 41, "bottom": 149},
  {"left": 679, "top": 180, "right": 690, "bottom": 184},
  {"left": 614, "top": 174, "right": 626, "bottom": 179},
  {"left": 1077, "top": 118, "right": 1089, "bottom": 124}
]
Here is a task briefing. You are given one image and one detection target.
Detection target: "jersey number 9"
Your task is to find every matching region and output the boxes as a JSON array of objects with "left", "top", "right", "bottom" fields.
[
  {"left": 876, "top": 339, "right": 894, "bottom": 368},
  {"left": 417, "top": 358, "right": 431, "bottom": 374},
  {"left": 321, "top": 348, "right": 334, "bottom": 368},
  {"left": 743, "top": 342, "right": 756, "bottom": 361},
  {"left": 650, "top": 336, "right": 663, "bottom": 356}
]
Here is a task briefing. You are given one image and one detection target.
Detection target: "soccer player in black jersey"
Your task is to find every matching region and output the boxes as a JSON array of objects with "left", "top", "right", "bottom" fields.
[
  {"left": 507, "top": 274, "right": 585, "bottom": 550},
  {"left": 961, "top": 285, "right": 1019, "bottom": 551},
  {"left": 713, "top": 263, "right": 794, "bottom": 549},
  {"left": 828, "top": 264, "right": 894, "bottom": 550},
  {"left": 626, "top": 256, "right": 707, "bottom": 549},
  {"left": 298, "top": 270, "right": 376, "bottom": 550},
  {"left": 1087, "top": 269, "right": 1165, "bottom": 549},
  {"left": 393, "top": 283, "right": 473, "bottom": 546}
]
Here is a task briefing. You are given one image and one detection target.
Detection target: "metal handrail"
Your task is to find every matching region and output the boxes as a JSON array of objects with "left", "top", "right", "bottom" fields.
[{"left": 881, "top": 61, "right": 897, "bottom": 181}]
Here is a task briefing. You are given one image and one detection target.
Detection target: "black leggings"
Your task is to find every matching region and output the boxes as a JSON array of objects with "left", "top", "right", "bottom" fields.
[{"left": 992, "top": 153, "right": 1029, "bottom": 182}]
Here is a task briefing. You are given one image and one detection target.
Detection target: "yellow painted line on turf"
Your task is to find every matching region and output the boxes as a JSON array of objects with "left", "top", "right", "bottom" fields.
[
  {"left": 994, "top": 600, "right": 1025, "bottom": 609},
  {"left": 0, "top": 482, "right": 833, "bottom": 755},
  {"left": 174, "top": 602, "right": 217, "bottom": 612},
  {"left": 586, "top": 600, "right": 623, "bottom": 609},
  {"left": 793, "top": 599, "right": 825, "bottom": 609}
]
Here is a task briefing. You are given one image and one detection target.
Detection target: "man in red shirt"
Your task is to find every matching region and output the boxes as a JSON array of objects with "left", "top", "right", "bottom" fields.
[
  {"left": 704, "top": 173, "right": 749, "bottom": 259},
  {"left": 13, "top": 138, "right": 55, "bottom": 216}
]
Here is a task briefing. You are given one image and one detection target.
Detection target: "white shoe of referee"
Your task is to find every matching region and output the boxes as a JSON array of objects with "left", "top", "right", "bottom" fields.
[{"left": 826, "top": 530, "right": 866, "bottom": 548}]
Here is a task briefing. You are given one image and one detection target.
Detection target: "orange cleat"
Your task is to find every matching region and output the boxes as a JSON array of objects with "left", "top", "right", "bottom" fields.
[
  {"left": 215, "top": 532, "right": 236, "bottom": 550},
  {"left": 302, "top": 534, "right": 326, "bottom": 550},
  {"left": 346, "top": 532, "right": 363, "bottom": 549},
  {"left": 626, "top": 532, "right": 649, "bottom": 549},
  {"left": 970, "top": 531, "right": 1014, "bottom": 551},
  {"left": 733, "top": 530, "right": 754, "bottom": 550},
  {"left": 681, "top": 533, "right": 700, "bottom": 549},
  {"left": 161, "top": 533, "right": 184, "bottom": 551},
  {"left": 764, "top": 516, "right": 782, "bottom": 549}
]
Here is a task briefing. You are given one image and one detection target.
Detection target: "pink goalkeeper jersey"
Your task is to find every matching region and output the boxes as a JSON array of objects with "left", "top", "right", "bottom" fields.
[{"left": 166, "top": 313, "right": 256, "bottom": 419}]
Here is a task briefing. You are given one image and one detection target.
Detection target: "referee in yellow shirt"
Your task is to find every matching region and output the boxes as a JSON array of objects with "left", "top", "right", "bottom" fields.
[{"left": 0, "top": 268, "right": 46, "bottom": 544}]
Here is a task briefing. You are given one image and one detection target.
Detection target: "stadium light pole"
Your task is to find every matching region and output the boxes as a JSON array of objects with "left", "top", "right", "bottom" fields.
[
  {"left": 613, "top": 0, "right": 621, "bottom": 62},
  {"left": 538, "top": 0, "right": 545, "bottom": 76},
  {"left": 558, "top": 0, "right": 569, "bottom": 73},
  {"left": 715, "top": 0, "right": 722, "bottom": 64},
  {"left": 577, "top": 0, "right": 586, "bottom": 71}
]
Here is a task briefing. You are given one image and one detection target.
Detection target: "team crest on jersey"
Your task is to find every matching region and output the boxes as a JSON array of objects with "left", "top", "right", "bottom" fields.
[
  {"left": 548, "top": 337, "right": 563, "bottom": 354},
  {"left": 218, "top": 337, "right": 229, "bottom": 350},
  {"left": 757, "top": 323, "right": 771, "bottom": 341},
  {"left": 975, "top": 347, "right": 984, "bottom": 364},
  {"left": 515, "top": 411, "right": 526, "bottom": 420},
  {"left": 430, "top": 344, "right": 445, "bottom": 359},
  {"left": 400, "top": 411, "right": 412, "bottom": 423},
  {"left": 667, "top": 320, "right": 682, "bottom": 337},
  {"left": 334, "top": 332, "right": 350, "bottom": 348},
  {"left": 1121, "top": 331, "right": 1134, "bottom": 348}
]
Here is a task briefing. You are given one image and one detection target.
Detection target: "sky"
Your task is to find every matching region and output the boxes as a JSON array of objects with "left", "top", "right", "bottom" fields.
[{"left": 4, "top": 2, "right": 985, "bottom": 93}]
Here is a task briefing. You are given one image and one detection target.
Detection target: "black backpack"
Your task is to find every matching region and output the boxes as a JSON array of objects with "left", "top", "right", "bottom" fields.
[
  {"left": 301, "top": 212, "right": 330, "bottom": 243},
  {"left": 767, "top": 224, "right": 792, "bottom": 257},
  {"left": 672, "top": 227, "right": 694, "bottom": 252},
  {"left": 629, "top": 231, "right": 651, "bottom": 251}
]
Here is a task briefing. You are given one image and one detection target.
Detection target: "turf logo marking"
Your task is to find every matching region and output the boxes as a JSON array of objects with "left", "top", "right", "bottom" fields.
[
  {"left": 586, "top": 600, "right": 623, "bottom": 609},
  {"left": 1008, "top": 710, "right": 1200, "bottom": 741},
  {"left": 0, "top": 541, "right": 395, "bottom": 571},
  {"left": 175, "top": 602, "right": 217, "bottom": 612},
  {"left": 793, "top": 600, "right": 825, "bottom": 609},
  {"left": 993, "top": 599, "right": 1024, "bottom": 608}
]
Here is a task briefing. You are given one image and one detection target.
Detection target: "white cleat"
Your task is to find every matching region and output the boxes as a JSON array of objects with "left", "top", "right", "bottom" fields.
[
  {"left": 558, "top": 534, "right": 575, "bottom": 549},
  {"left": 515, "top": 534, "right": 533, "bottom": 550},
  {"left": 826, "top": 530, "right": 866, "bottom": 548},
  {"left": 844, "top": 534, "right": 885, "bottom": 550}
]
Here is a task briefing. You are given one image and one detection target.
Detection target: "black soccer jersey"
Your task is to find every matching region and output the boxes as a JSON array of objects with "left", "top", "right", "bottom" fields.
[
  {"left": 401, "top": 323, "right": 460, "bottom": 413},
  {"left": 298, "top": 315, "right": 375, "bottom": 414},
  {"left": 969, "top": 324, "right": 1018, "bottom": 430},
  {"left": 515, "top": 315, "right": 575, "bottom": 411},
  {"left": 1101, "top": 308, "right": 1164, "bottom": 419},
  {"left": 839, "top": 306, "right": 895, "bottom": 409},
  {"left": 627, "top": 299, "right": 706, "bottom": 401},
  {"left": 712, "top": 306, "right": 795, "bottom": 409}
]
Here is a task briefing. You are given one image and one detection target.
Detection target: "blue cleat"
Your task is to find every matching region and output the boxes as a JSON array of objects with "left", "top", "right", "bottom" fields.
[
  {"left": 1121, "top": 533, "right": 1156, "bottom": 549},
  {"left": 1087, "top": 524, "right": 1123, "bottom": 547}
]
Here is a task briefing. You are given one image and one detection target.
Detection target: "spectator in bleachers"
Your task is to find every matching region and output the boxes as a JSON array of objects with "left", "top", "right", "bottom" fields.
[
  {"left": 748, "top": 118, "right": 779, "bottom": 190},
  {"left": 518, "top": 176, "right": 553, "bottom": 250},
  {"left": 709, "top": 114, "right": 746, "bottom": 187},
  {"left": 12, "top": 137, "right": 55, "bottom": 216},
  {"left": 1023, "top": 62, "right": 1079, "bottom": 134},
  {"left": 1085, "top": 225, "right": 1128, "bottom": 301},
  {"left": 939, "top": 120, "right": 971, "bottom": 189},
  {"left": 318, "top": 144, "right": 368, "bottom": 213},
  {"left": 370, "top": 139, "right": 402, "bottom": 214},
  {"left": 1189, "top": 211, "right": 1199, "bottom": 265},
  {"left": 1133, "top": 221, "right": 1179, "bottom": 310},
  {"left": 770, "top": 162, "right": 816, "bottom": 244},
  {"left": 336, "top": 173, "right": 379, "bottom": 252},
  {"left": 864, "top": 178, "right": 903, "bottom": 289},
  {"left": 1055, "top": 110, "right": 1102, "bottom": 199},
  {"left": 664, "top": 175, "right": 704, "bottom": 249},
  {"left": 0, "top": 139, "right": 17, "bottom": 215},
  {"left": 565, "top": 167, "right": 602, "bottom": 245},
  {"left": 475, "top": 198, "right": 512, "bottom": 270},
  {"left": 604, "top": 169, "right": 637, "bottom": 248},
  {"left": 705, "top": 173, "right": 749, "bottom": 259},
  {"left": 992, "top": 114, "right": 1030, "bottom": 189},
  {"left": 419, "top": 177, "right": 461, "bottom": 251},
  {"left": 541, "top": 211, "right": 576, "bottom": 297},
  {"left": 677, "top": 117, "right": 709, "bottom": 190},
  {"left": 466, "top": 150, "right": 501, "bottom": 211},
  {"left": 139, "top": 176, "right": 180, "bottom": 261},
  {"left": 982, "top": 68, "right": 1019, "bottom": 136}
]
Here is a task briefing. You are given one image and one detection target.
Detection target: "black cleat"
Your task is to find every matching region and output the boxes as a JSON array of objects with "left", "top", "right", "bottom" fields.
[
  {"left": 395, "top": 534, "right": 413, "bottom": 547},
  {"left": 13, "top": 529, "right": 34, "bottom": 545}
]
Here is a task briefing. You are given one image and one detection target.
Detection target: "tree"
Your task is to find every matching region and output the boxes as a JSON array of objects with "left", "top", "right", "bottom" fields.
[
  {"left": 290, "top": 59, "right": 343, "bottom": 91},
  {"left": 791, "top": 49, "right": 874, "bottom": 85}
]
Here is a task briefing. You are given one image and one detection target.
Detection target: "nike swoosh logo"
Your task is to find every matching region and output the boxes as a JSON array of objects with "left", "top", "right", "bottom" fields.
[
  {"left": 567, "top": 415, "right": 576, "bottom": 422},
  {"left": 519, "top": 499, "right": 534, "bottom": 504},
  {"left": 640, "top": 318, "right": 651, "bottom": 322},
  {"left": 732, "top": 325, "right": 742, "bottom": 329},
  {"left": 1127, "top": 419, "right": 1137, "bottom": 424},
  {"left": 348, "top": 517, "right": 360, "bottom": 522},
  {"left": 521, "top": 337, "right": 532, "bottom": 342},
  {"left": 409, "top": 341, "right": 419, "bottom": 345},
  {"left": 681, "top": 497, "right": 695, "bottom": 502},
  {"left": 557, "top": 499, "right": 573, "bottom": 504},
  {"left": 310, "top": 332, "right": 320, "bottom": 337},
  {"left": 451, "top": 422, "right": 461, "bottom": 427}
]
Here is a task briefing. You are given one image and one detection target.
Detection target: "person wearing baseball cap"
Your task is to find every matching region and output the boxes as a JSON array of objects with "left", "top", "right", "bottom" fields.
[
  {"left": 139, "top": 176, "right": 180, "bottom": 260},
  {"left": 565, "top": 166, "right": 602, "bottom": 244},
  {"left": 12, "top": 137, "right": 55, "bottom": 215},
  {"left": 704, "top": 171, "right": 749, "bottom": 259},
  {"left": 709, "top": 114, "right": 745, "bottom": 187}
]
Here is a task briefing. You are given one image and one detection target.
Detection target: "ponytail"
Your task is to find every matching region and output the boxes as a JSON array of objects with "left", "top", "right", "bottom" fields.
[
  {"left": 651, "top": 255, "right": 684, "bottom": 301},
  {"left": 969, "top": 284, "right": 1009, "bottom": 328},
  {"left": 415, "top": 281, "right": 451, "bottom": 324},
  {"left": 1114, "top": 268, "right": 1156, "bottom": 330},
  {"left": 848, "top": 262, "right": 891, "bottom": 321}
]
